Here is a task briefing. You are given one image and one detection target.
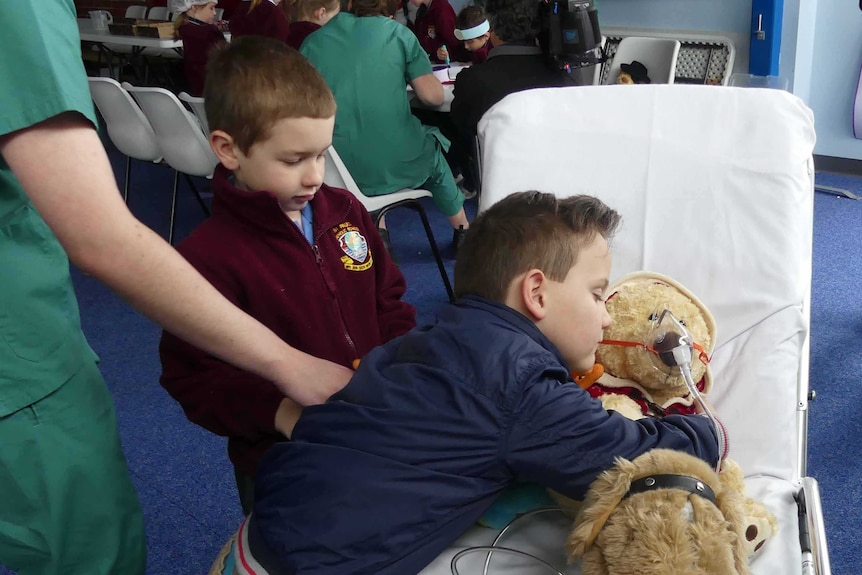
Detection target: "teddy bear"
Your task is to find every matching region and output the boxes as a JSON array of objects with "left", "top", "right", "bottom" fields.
[
  {"left": 554, "top": 271, "right": 776, "bottom": 567},
  {"left": 616, "top": 60, "right": 651, "bottom": 84},
  {"left": 587, "top": 271, "right": 716, "bottom": 421},
  {"left": 566, "top": 448, "right": 752, "bottom": 574}
]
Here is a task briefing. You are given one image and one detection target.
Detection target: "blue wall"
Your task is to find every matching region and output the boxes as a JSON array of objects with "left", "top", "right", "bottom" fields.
[
  {"left": 595, "top": 0, "right": 862, "bottom": 160},
  {"left": 801, "top": 1, "right": 862, "bottom": 160},
  {"left": 597, "top": 0, "right": 751, "bottom": 36},
  {"left": 595, "top": 0, "right": 751, "bottom": 75}
]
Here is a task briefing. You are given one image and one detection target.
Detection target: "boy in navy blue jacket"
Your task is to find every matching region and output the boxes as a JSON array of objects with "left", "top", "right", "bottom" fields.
[{"left": 237, "top": 191, "right": 720, "bottom": 575}]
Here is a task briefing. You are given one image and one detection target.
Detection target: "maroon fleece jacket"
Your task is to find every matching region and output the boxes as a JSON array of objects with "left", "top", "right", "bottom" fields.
[
  {"left": 412, "top": 0, "right": 470, "bottom": 63},
  {"left": 178, "top": 19, "right": 227, "bottom": 96},
  {"left": 158, "top": 165, "right": 416, "bottom": 477},
  {"left": 228, "top": 0, "right": 290, "bottom": 43},
  {"left": 286, "top": 20, "right": 320, "bottom": 50}
]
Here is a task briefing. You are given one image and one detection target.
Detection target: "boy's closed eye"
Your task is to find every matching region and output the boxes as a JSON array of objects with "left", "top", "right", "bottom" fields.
[{"left": 280, "top": 152, "right": 327, "bottom": 165}]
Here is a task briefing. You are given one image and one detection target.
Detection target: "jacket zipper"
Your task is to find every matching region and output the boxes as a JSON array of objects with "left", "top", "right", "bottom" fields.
[{"left": 312, "top": 212, "right": 359, "bottom": 363}]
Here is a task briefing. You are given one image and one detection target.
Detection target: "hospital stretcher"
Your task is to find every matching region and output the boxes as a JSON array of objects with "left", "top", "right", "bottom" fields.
[{"left": 420, "top": 84, "right": 829, "bottom": 575}]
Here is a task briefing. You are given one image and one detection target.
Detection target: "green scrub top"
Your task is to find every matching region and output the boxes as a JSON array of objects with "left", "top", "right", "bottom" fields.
[
  {"left": 301, "top": 13, "right": 449, "bottom": 197},
  {"left": 0, "top": 0, "right": 99, "bottom": 416}
]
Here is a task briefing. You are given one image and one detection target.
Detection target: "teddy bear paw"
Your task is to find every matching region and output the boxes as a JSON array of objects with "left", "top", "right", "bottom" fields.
[{"left": 742, "top": 513, "right": 776, "bottom": 559}]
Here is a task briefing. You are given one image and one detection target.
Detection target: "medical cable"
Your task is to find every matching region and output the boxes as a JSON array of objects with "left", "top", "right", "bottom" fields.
[
  {"left": 451, "top": 547, "right": 565, "bottom": 575},
  {"left": 449, "top": 507, "right": 569, "bottom": 575},
  {"left": 653, "top": 310, "right": 727, "bottom": 472}
]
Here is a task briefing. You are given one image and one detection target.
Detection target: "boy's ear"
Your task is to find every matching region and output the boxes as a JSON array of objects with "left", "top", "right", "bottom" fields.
[
  {"left": 210, "top": 130, "right": 241, "bottom": 170},
  {"left": 520, "top": 269, "right": 549, "bottom": 321}
]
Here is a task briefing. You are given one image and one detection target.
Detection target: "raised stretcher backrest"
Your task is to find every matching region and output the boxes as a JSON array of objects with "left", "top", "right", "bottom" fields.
[{"left": 478, "top": 85, "right": 816, "bottom": 479}]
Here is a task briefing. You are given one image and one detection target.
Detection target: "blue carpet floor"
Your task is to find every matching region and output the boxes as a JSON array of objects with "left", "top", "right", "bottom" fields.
[{"left": 1, "top": 158, "right": 860, "bottom": 574}]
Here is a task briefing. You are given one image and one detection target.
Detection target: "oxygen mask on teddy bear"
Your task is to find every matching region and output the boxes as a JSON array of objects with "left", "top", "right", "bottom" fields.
[
  {"left": 560, "top": 272, "right": 777, "bottom": 568},
  {"left": 588, "top": 271, "right": 716, "bottom": 421}
]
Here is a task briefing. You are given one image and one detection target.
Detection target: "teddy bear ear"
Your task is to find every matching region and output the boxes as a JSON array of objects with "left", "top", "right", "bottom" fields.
[{"left": 566, "top": 457, "right": 636, "bottom": 560}]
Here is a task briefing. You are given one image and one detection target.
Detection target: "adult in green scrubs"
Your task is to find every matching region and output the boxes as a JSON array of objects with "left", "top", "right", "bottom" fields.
[
  {"left": 0, "top": 2, "right": 355, "bottom": 573},
  {"left": 301, "top": 0, "right": 471, "bottom": 246},
  {"left": 0, "top": 3, "right": 146, "bottom": 574}
]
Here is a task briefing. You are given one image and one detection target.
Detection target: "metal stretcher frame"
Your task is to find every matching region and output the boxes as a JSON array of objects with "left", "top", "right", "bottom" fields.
[{"left": 421, "top": 84, "right": 831, "bottom": 575}]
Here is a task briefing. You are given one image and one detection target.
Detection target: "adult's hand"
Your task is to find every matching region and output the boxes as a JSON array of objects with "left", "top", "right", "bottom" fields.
[{"left": 271, "top": 352, "right": 353, "bottom": 406}]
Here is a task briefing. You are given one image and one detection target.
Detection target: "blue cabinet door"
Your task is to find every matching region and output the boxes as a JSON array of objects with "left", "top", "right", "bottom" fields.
[{"left": 750, "top": 0, "right": 783, "bottom": 76}]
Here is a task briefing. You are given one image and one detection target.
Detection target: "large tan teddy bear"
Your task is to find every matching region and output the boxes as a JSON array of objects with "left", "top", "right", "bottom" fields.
[
  {"left": 558, "top": 271, "right": 776, "bottom": 572},
  {"left": 566, "top": 448, "right": 753, "bottom": 574}
]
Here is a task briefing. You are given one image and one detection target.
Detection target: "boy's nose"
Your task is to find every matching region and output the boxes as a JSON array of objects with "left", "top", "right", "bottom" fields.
[
  {"left": 305, "top": 162, "right": 325, "bottom": 188},
  {"left": 601, "top": 305, "right": 612, "bottom": 329}
]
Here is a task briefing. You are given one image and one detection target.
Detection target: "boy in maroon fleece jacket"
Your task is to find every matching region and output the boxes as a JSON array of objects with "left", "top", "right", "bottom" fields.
[{"left": 158, "top": 36, "right": 416, "bottom": 514}]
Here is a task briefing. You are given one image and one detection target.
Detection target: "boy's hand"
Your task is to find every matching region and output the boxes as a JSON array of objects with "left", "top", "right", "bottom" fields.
[
  {"left": 436, "top": 46, "right": 449, "bottom": 62},
  {"left": 274, "top": 398, "right": 302, "bottom": 439}
]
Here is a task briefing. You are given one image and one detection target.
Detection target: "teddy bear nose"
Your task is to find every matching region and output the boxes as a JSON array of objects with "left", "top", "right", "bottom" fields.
[{"left": 654, "top": 331, "right": 686, "bottom": 367}]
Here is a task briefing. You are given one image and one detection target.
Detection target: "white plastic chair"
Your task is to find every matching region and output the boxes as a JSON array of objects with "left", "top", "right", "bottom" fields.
[
  {"left": 603, "top": 36, "right": 681, "bottom": 85},
  {"left": 178, "top": 92, "right": 211, "bottom": 136},
  {"left": 125, "top": 84, "right": 217, "bottom": 244},
  {"left": 147, "top": 6, "right": 170, "bottom": 20},
  {"left": 87, "top": 77, "right": 162, "bottom": 203},
  {"left": 124, "top": 5, "right": 148, "bottom": 19},
  {"left": 323, "top": 147, "right": 454, "bottom": 301}
]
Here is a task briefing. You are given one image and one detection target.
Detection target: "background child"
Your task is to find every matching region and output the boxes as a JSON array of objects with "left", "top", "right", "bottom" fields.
[
  {"left": 409, "top": 0, "right": 470, "bottom": 63},
  {"left": 228, "top": 0, "right": 291, "bottom": 43},
  {"left": 284, "top": 0, "right": 341, "bottom": 50},
  {"left": 450, "top": 0, "right": 580, "bottom": 138},
  {"left": 448, "top": 4, "right": 491, "bottom": 64},
  {"left": 169, "top": 0, "right": 226, "bottom": 96},
  {"left": 240, "top": 191, "right": 721, "bottom": 574},
  {"left": 301, "top": 0, "right": 471, "bottom": 252},
  {"left": 158, "top": 36, "right": 416, "bottom": 515}
]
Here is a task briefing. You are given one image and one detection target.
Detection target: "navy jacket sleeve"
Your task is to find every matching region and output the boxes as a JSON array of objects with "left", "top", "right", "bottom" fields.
[{"left": 503, "top": 375, "right": 719, "bottom": 500}]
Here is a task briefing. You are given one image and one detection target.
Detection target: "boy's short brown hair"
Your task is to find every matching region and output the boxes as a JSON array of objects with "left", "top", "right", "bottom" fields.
[
  {"left": 454, "top": 191, "right": 621, "bottom": 301},
  {"left": 457, "top": 4, "right": 487, "bottom": 30},
  {"left": 204, "top": 36, "right": 336, "bottom": 154}
]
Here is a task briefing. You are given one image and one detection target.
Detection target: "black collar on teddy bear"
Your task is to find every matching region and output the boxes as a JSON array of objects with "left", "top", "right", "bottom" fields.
[{"left": 625, "top": 474, "right": 718, "bottom": 506}]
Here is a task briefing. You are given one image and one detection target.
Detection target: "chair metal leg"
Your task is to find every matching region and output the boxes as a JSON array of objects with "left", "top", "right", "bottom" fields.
[
  {"left": 123, "top": 156, "right": 131, "bottom": 203},
  {"left": 183, "top": 173, "right": 211, "bottom": 216},
  {"left": 378, "top": 201, "right": 454, "bottom": 303},
  {"left": 169, "top": 170, "right": 180, "bottom": 245}
]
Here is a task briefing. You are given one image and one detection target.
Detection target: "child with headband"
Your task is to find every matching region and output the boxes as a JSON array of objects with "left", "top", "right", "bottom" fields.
[{"left": 444, "top": 4, "right": 491, "bottom": 65}]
